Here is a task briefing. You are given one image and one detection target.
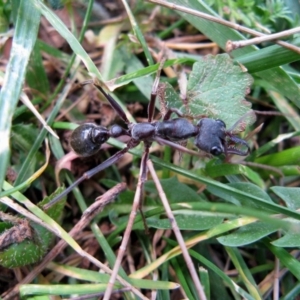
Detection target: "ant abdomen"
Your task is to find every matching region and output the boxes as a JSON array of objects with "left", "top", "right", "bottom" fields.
[{"left": 70, "top": 123, "right": 109, "bottom": 157}]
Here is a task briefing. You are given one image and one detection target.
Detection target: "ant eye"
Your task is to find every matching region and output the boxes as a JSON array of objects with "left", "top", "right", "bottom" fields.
[
  {"left": 210, "top": 146, "right": 223, "bottom": 156},
  {"left": 216, "top": 119, "right": 226, "bottom": 128}
]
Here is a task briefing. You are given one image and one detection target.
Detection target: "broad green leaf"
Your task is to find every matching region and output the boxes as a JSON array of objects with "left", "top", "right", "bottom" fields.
[
  {"left": 187, "top": 54, "right": 254, "bottom": 128},
  {"left": 218, "top": 222, "right": 278, "bottom": 246},
  {"left": 145, "top": 177, "right": 204, "bottom": 203},
  {"left": 11, "top": 124, "right": 40, "bottom": 152},
  {"left": 228, "top": 182, "right": 273, "bottom": 202},
  {"left": 145, "top": 179, "right": 224, "bottom": 230},
  {"left": 147, "top": 214, "right": 223, "bottom": 230},
  {"left": 207, "top": 181, "right": 273, "bottom": 208},
  {"left": 11, "top": 124, "right": 39, "bottom": 182},
  {"left": 272, "top": 227, "right": 300, "bottom": 248},
  {"left": 271, "top": 186, "right": 300, "bottom": 209},
  {"left": 164, "top": 54, "right": 255, "bottom": 129},
  {"left": 103, "top": 139, "right": 300, "bottom": 222}
]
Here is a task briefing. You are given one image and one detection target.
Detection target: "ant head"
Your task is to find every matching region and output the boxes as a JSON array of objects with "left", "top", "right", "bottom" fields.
[
  {"left": 70, "top": 123, "right": 109, "bottom": 157},
  {"left": 195, "top": 118, "right": 226, "bottom": 156}
]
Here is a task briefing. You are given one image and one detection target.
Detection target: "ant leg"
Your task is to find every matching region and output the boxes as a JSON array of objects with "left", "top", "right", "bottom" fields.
[
  {"left": 147, "top": 160, "right": 207, "bottom": 300},
  {"left": 93, "top": 82, "right": 130, "bottom": 125},
  {"left": 148, "top": 58, "right": 166, "bottom": 122},
  {"left": 163, "top": 107, "right": 184, "bottom": 121},
  {"left": 103, "top": 145, "right": 150, "bottom": 300},
  {"left": 154, "top": 136, "right": 202, "bottom": 157},
  {"left": 43, "top": 144, "right": 136, "bottom": 210}
]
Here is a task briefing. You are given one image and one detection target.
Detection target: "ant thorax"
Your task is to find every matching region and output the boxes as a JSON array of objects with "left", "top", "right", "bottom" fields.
[
  {"left": 129, "top": 122, "right": 156, "bottom": 141},
  {"left": 155, "top": 118, "right": 198, "bottom": 140}
]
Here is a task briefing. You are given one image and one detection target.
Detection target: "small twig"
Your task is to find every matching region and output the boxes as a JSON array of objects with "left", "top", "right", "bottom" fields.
[
  {"left": 226, "top": 27, "right": 300, "bottom": 51},
  {"left": 164, "top": 42, "right": 217, "bottom": 50},
  {"left": 2, "top": 183, "right": 146, "bottom": 300},
  {"left": 147, "top": 0, "right": 300, "bottom": 54},
  {"left": 20, "top": 92, "right": 59, "bottom": 139},
  {"left": 253, "top": 110, "right": 290, "bottom": 117},
  {"left": 147, "top": 160, "right": 207, "bottom": 300},
  {"left": 103, "top": 150, "right": 150, "bottom": 300},
  {"left": 273, "top": 243, "right": 280, "bottom": 300}
]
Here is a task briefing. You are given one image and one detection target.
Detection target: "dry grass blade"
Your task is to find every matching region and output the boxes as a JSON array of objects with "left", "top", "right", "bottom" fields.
[
  {"left": 227, "top": 27, "right": 300, "bottom": 51},
  {"left": 103, "top": 150, "right": 150, "bottom": 300},
  {"left": 147, "top": 159, "right": 207, "bottom": 300}
]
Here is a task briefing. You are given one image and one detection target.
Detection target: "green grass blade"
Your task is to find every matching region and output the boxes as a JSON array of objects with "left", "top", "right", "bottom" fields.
[
  {"left": 226, "top": 247, "right": 261, "bottom": 299},
  {"left": 0, "top": 0, "right": 40, "bottom": 190},
  {"left": 15, "top": 0, "right": 94, "bottom": 184},
  {"left": 237, "top": 37, "right": 300, "bottom": 73},
  {"left": 32, "top": 0, "right": 102, "bottom": 80}
]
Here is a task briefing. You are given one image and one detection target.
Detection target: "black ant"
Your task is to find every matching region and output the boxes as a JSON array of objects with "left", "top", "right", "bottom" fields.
[{"left": 44, "top": 65, "right": 251, "bottom": 299}]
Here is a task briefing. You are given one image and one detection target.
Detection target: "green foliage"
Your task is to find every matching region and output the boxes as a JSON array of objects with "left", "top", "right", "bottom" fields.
[
  {"left": 209, "top": 0, "right": 294, "bottom": 32},
  {"left": 1, "top": 0, "right": 300, "bottom": 299}
]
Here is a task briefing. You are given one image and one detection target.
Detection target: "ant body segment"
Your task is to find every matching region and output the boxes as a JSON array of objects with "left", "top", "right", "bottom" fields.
[{"left": 69, "top": 83, "right": 249, "bottom": 159}]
